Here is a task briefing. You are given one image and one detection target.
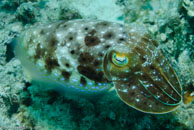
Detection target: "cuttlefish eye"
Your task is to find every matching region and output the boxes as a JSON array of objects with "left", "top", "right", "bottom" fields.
[
  {"left": 103, "top": 44, "right": 138, "bottom": 81},
  {"left": 112, "top": 52, "right": 128, "bottom": 67}
]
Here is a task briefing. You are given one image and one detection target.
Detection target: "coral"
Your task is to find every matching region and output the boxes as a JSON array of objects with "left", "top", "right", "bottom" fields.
[
  {"left": 183, "top": 0, "right": 194, "bottom": 16},
  {"left": 0, "top": 1, "right": 20, "bottom": 12},
  {"left": 15, "top": 2, "right": 40, "bottom": 24},
  {"left": 178, "top": 50, "right": 194, "bottom": 85},
  {"left": 0, "top": 0, "right": 39, "bottom": 12},
  {"left": 59, "top": 7, "right": 82, "bottom": 20}
]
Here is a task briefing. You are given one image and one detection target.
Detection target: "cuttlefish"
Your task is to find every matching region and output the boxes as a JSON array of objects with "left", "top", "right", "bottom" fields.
[{"left": 14, "top": 19, "right": 182, "bottom": 114}]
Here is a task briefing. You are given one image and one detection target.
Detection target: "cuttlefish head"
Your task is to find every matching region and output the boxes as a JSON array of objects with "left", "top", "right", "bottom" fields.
[{"left": 103, "top": 34, "right": 182, "bottom": 114}]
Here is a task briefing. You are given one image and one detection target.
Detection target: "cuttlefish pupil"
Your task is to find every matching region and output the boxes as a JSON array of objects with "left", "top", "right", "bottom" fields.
[{"left": 112, "top": 52, "right": 128, "bottom": 67}]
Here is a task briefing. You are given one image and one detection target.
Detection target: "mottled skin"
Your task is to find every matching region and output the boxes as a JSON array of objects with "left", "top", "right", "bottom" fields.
[
  {"left": 104, "top": 32, "right": 182, "bottom": 113},
  {"left": 15, "top": 19, "right": 182, "bottom": 114}
]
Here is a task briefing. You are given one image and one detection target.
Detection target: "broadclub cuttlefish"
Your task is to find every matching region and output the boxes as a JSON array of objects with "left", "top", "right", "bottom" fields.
[{"left": 13, "top": 19, "right": 185, "bottom": 114}]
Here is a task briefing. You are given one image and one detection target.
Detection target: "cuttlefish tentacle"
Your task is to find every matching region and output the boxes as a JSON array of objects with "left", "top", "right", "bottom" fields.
[
  {"left": 138, "top": 62, "right": 182, "bottom": 103},
  {"left": 138, "top": 79, "right": 180, "bottom": 106},
  {"left": 157, "top": 64, "right": 182, "bottom": 97}
]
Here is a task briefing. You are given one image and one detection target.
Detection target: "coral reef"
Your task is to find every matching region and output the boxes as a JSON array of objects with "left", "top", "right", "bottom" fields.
[
  {"left": 183, "top": 0, "right": 194, "bottom": 17},
  {"left": 16, "top": 2, "right": 40, "bottom": 24},
  {"left": 0, "top": 0, "right": 193, "bottom": 129}
]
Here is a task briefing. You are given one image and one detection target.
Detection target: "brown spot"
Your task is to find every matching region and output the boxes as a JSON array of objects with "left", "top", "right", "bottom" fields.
[
  {"left": 88, "top": 30, "right": 97, "bottom": 35},
  {"left": 84, "top": 27, "right": 89, "bottom": 31},
  {"left": 63, "top": 24, "right": 67, "bottom": 28},
  {"left": 65, "top": 63, "right": 70, "bottom": 68},
  {"left": 78, "top": 52, "right": 94, "bottom": 64},
  {"left": 68, "top": 36, "right": 73, "bottom": 41},
  {"left": 40, "top": 29, "right": 45, "bottom": 35},
  {"left": 104, "top": 45, "right": 111, "bottom": 49},
  {"left": 103, "top": 32, "right": 115, "bottom": 39},
  {"left": 66, "top": 32, "right": 77, "bottom": 42},
  {"left": 60, "top": 22, "right": 69, "bottom": 29},
  {"left": 98, "top": 53, "right": 104, "bottom": 57},
  {"left": 100, "top": 22, "right": 109, "bottom": 26},
  {"left": 84, "top": 29, "right": 99, "bottom": 46},
  {"left": 45, "top": 56, "right": 59, "bottom": 73},
  {"left": 61, "top": 71, "right": 71, "bottom": 80},
  {"left": 96, "top": 21, "right": 109, "bottom": 28},
  {"left": 77, "top": 65, "right": 107, "bottom": 83},
  {"left": 118, "top": 37, "right": 126, "bottom": 42},
  {"left": 70, "top": 50, "right": 75, "bottom": 55},
  {"left": 80, "top": 76, "right": 87, "bottom": 86},
  {"left": 85, "top": 36, "right": 100, "bottom": 46},
  {"left": 34, "top": 43, "right": 45, "bottom": 61},
  {"left": 93, "top": 60, "right": 101, "bottom": 67},
  {"left": 48, "top": 36, "right": 58, "bottom": 49}
]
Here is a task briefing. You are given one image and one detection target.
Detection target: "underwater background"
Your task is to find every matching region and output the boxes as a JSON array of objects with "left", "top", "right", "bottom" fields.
[{"left": 0, "top": 0, "right": 193, "bottom": 130}]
